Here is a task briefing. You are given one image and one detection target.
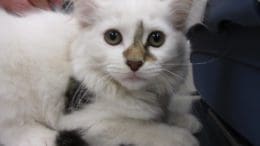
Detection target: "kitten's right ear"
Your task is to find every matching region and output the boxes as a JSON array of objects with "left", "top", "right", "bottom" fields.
[
  {"left": 169, "top": 0, "right": 193, "bottom": 31},
  {"left": 170, "top": 0, "right": 207, "bottom": 32},
  {"left": 73, "top": 0, "right": 97, "bottom": 27}
]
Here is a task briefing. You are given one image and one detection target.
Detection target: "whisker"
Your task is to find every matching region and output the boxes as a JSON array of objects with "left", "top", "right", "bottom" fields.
[
  {"left": 160, "top": 57, "right": 220, "bottom": 67},
  {"left": 72, "top": 74, "right": 113, "bottom": 109},
  {"left": 107, "top": 70, "right": 129, "bottom": 75},
  {"left": 142, "top": 68, "right": 162, "bottom": 72},
  {"left": 155, "top": 74, "right": 178, "bottom": 95},
  {"left": 160, "top": 71, "right": 194, "bottom": 91},
  {"left": 105, "top": 66, "right": 125, "bottom": 70},
  {"left": 105, "top": 67, "right": 130, "bottom": 74},
  {"left": 75, "top": 89, "right": 89, "bottom": 109},
  {"left": 68, "top": 78, "right": 87, "bottom": 111},
  {"left": 162, "top": 69, "right": 186, "bottom": 81},
  {"left": 70, "top": 80, "right": 84, "bottom": 105},
  {"left": 96, "top": 74, "right": 112, "bottom": 85}
]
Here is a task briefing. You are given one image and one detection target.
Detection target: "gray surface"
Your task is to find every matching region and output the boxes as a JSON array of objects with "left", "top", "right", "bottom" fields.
[{"left": 193, "top": 100, "right": 252, "bottom": 146}]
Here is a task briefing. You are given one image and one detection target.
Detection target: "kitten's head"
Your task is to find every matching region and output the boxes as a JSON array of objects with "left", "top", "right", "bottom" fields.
[{"left": 71, "top": 0, "right": 192, "bottom": 93}]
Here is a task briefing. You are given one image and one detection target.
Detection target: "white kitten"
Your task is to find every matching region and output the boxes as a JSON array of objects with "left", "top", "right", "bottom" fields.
[
  {"left": 0, "top": 0, "right": 205, "bottom": 145},
  {"left": 60, "top": 0, "right": 201, "bottom": 145}
]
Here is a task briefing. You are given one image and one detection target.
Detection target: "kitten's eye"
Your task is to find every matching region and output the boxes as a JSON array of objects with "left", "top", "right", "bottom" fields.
[
  {"left": 147, "top": 31, "right": 165, "bottom": 48},
  {"left": 104, "top": 29, "right": 122, "bottom": 46}
]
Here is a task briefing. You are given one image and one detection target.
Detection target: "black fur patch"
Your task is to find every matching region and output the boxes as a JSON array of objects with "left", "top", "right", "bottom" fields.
[
  {"left": 56, "top": 130, "right": 88, "bottom": 146},
  {"left": 65, "top": 77, "right": 95, "bottom": 113},
  {"left": 62, "top": 0, "right": 74, "bottom": 13}
]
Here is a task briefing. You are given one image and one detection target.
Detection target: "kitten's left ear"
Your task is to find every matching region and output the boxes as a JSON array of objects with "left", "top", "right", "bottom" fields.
[
  {"left": 170, "top": 0, "right": 193, "bottom": 31},
  {"left": 73, "top": 0, "right": 97, "bottom": 27}
]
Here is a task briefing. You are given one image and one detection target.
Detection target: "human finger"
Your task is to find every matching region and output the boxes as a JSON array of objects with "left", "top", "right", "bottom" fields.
[{"left": 29, "top": 0, "right": 51, "bottom": 10}]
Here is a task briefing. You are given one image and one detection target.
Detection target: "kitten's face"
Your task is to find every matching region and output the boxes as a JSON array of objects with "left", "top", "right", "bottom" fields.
[{"left": 72, "top": 0, "right": 191, "bottom": 91}]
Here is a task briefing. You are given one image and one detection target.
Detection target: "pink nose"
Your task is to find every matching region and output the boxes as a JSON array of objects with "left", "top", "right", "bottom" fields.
[{"left": 126, "top": 60, "right": 143, "bottom": 72}]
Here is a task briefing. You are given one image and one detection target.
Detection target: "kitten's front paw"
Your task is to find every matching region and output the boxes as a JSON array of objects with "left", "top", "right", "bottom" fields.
[
  {"left": 169, "top": 127, "right": 199, "bottom": 146},
  {"left": 153, "top": 126, "right": 199, "bottom": 146},
  {"left": 117, "top": 126, "right": 199, "bottom": 146},
  {"left": 169, "top": 114, "right": 202, "bottom": 134},
  {"left": 82, "top": 121, "right": 198, "bottom": 146}
]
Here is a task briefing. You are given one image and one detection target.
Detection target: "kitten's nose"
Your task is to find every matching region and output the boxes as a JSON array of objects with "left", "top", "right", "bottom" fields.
[{"left": 126, "top": 60, "right": 143, "bottom": 72}]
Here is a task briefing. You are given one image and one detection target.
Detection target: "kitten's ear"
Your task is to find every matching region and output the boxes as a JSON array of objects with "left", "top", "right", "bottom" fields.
[
  {"left": 73, "top": 0, "right": 97, "bottom": 27},
  {"left": 170, "top": 0, "right": 193, "bottom": 31}
]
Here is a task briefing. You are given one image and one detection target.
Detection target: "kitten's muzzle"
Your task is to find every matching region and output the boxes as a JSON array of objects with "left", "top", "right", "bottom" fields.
[{"left": 126, "top": 60, "right": 143, "bottom": 72}]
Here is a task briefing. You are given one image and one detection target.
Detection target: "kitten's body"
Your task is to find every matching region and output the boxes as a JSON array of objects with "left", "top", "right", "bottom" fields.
[{"left": 0, "top": 0, "right": 205, "bottom": 145}]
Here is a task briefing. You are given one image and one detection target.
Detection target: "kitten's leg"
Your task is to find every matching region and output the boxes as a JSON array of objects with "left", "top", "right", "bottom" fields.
[
  {"left": 71, "top": 119, "right": 199, "bottom": 146},
  {"left": 0, "top": 121, "right": 57, "bottom": 146},
  {"left": 168, "top": 95, "right": 202, "bottom": 133},
  {"left": 0, "top": 120, "right": 89, "bottom": 146},
  {"left": 58, "top": 102, "right": 198, "bottom": 146},
  {"left": 168, "top": 113, "right": 202, "bottom": 134},
  {"left": 90, "top": 119, "right": 199, "bottom": 146}
]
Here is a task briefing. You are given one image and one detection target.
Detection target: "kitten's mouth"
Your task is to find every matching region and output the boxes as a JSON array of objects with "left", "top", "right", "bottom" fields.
[
  {"left": 115, "top": 73, "right": 148, "bottom": 90},
  {"left": 123, "top": 73, "right": 146, "bottom": 82}
]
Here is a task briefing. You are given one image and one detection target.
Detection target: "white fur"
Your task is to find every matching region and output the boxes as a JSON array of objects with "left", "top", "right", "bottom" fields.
[
  {"left": 0, "top": 0, "right": 206, "bottom": 145},
  {"left": 0, "top": 10, "right": 79, "bottom": 146}
]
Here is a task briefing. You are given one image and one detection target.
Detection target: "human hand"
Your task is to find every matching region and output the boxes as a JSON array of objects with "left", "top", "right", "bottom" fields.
[{"left": 0, "top": 0, "right": 62, "bottom": 15}]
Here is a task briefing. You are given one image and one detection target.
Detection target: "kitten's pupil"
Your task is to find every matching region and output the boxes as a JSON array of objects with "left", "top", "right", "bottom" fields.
[
  {"left": 109, "top": 31, "right": 117, "bottom": 40},
  {"left": 152, "top": 33, "right": 161, "bottom": 42},
  {"left": 104, "top": 29, "right": 122, "bottom": 46},
  {"left": 147, "top": 31, "right": 165, "bottom": 48}
]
